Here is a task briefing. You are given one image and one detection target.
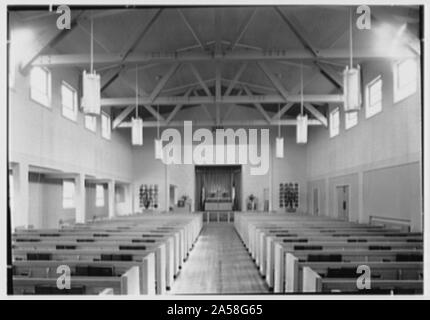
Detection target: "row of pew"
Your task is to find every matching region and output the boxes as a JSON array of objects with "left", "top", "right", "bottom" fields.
[
  {"left": 234, "top": 213, "right": 423, "bottom": 294},
  {"left": 12, "top": 214, "right": 203, "bottom": 295}
]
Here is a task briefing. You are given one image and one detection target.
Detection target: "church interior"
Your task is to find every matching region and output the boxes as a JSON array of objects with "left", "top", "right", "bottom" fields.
[{"left": 7, "top": 5, "right": 423, "bottom": 295}]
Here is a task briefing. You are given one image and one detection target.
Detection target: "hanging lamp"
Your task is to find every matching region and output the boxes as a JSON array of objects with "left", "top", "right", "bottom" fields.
[
  {"left": 154, "top": 103, "right": 163, "bottom": 159},
  {"left": 275, "top": 102, "right": 284, "bottom": 158},
  {"left": 275, "top": 72, "right": 284, "bottom": 158},
  {"left": 296, "top": 62, "right": 308, "bottom": 144},
  {"left": 81, "top": 15, "right": 101, "bottom": 115},
  {"left": 131, "top": 65, "right": 143, "bottom": 146},
  {"left": 343, "top": 8, "right": 362, "bottom": 113}
]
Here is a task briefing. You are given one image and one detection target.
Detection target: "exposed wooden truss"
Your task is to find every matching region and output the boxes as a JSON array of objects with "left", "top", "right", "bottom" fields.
[
  {"left": 31, "top": 45, "right": 417, "bottom": 68},
  {"left": 101, "top": 93, "right": 343, "bottom": 107},
  {"left": 117, "top": 119, "right": 324, "bottom": 128}
]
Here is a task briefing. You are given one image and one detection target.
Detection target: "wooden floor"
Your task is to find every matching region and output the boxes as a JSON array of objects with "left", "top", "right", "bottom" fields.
[{"left": 170, "top": 223, "right": 269, "bottom": 295}]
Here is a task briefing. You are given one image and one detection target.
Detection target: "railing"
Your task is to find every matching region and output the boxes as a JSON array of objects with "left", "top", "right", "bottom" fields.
[{"left": 202, "top": 211, "right": 235, "bottom": 223}]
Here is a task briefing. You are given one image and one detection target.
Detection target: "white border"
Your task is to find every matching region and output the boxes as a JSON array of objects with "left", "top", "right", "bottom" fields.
[{"left": 0, "top": 0, "right": 428, "bottom": 300}]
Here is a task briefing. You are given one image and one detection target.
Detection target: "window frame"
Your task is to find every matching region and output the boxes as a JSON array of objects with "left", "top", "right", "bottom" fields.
[
  {"left": 329, "top": 107, "right": 340, "bottom": 138},
  {"left": 61, "top": 81, "right": 78, "bottom": 122},
  {"left": 345, "top": 110, "right": 358, "bottom": 130},
  {"left": 101, "top": 112, "right": 111, "bottom": 140},
  {"left": 393, "top": 58, "right": 418, "bottom": 103},
  {"left": 30, "top": 66, "right": 52, "bottom": 108},
  {"left": 84, "top": 115, "right": 97, "bottom": 133},
  {"left": 365, "top": 75, "right": 383, "bottom": 119}
]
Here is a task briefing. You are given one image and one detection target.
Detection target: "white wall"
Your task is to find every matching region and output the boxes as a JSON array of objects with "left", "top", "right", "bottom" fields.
[
  {"left": 9, "top": 65, "right": 134, "bottom": 182},
  {"left": 306, "top": 58, "right": 422, "bottom": 231},
  {"left": 9, "top": 48, "right": 134, "bottom": 227}
]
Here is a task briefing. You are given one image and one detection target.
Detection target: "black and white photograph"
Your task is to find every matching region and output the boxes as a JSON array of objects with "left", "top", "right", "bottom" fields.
[{"left": 1, "top": 0, "right": 428, "bottom": 303}]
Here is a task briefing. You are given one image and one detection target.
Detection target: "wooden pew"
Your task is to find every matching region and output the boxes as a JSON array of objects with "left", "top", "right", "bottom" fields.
[
  {"left": 13, "top": 254, "right": 156, "bottom": 295},
  {"left": 13, "top": 265, "right": 140, "bottom": 295},
  {"left": 13, "top": 246, "right": 167, "bottom": 294},
  {"left": 14, "top": 214, "right": 203, "bottom": 291},
  {"left": 14, "top": 231, "right": 181, "bottom": 278},
  {"left": 256, "top": 231, "right": 421, "bottom": 277},
  {"left": 13, "top": 235, "right": 175, "bottom": 291},
  {"left": 234, "top": 213, "right": 423, "bottom": 295},
  {"left": 12, "top": 214, "right": 202, "bottom": 295},
  {"left": 270, "top": 236, "right": 422, "bottom": 290},
  {"left": 285, "top": 253, "right": 423, "bottom": 292},
  {"left": 302, "top": 266, "right": 423, "bottom": 294}
]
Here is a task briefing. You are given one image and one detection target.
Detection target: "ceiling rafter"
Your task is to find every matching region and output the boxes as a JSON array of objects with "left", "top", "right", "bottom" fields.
[
  {"left": 271, "top": 72, "right": 322, "bottom": 120},
  {"left": 177, "top": 9, "right": 206, "bottom": 49},
  {"left": 230, "top": 8, "right": 258, "bottom": 50},
  {"left": 242, "top": 85, "right": 272, "bottom": 123},
  {"left": 147, "top": 63, "right": 181, "bottom": 103},
  {"left": 224, "top": 62, "right": 248, "bottom": 96},
  {"left": 188, "top": 63, "right": 212, "bottom": 96},
  {"left": 101, "top": 93, "right": 343, "bottom": 107},
  {"left": 274, "top": 7, "right": 343, "bottom": 89},
  {"left": 33, "top": 45, "right": 417, "bottom": 67},
  {"left": 303, "top": 102, "right": 328, "bottom": 127},
  {"left": 117, "top": 119, "right": 324, "bottom": 128},
  {"left": 166, "top": 87, "right": 194, "bottom": 124},
  {"left": 194, "top": 89, "right": 215, "bottom": 124},
  {"left": 20, "top": 10, "right": 85, "bottom": 74},
  {"left": 257, "top": 61, "right": 290, "bottom": 101},
  {"left": 118, "top": 77, "right": 164, "bottom": 121},
  {"left": 112, "top": 105, "right": 135, "bottom": 129},
  {"left": 101, "top": 9, "right": 163, "bottom": 92}
]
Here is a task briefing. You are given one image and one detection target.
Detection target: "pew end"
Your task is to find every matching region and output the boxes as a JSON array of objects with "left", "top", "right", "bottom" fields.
[{"left": 302, "top": 267, "right": 322, "bottom": 293}]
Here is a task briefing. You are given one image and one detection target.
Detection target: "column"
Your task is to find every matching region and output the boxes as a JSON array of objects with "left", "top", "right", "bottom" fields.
[
  {"left": 75, "top": 173, "right": 86, "bottom": 224},
  {"left": 164, "top": 164, "right": 169, "bottom": 212},
  {"left": 358, "top": 171, "right": 365, "bottom": 224},
  {"left": 126, "top": 183, "right": 133, "bottom": 215},
  {"left": 108, "top": 180, "right": 116, "bottom": 219},
  {"left": 14, "top": 162, "right": 29, "bottom": 229}
]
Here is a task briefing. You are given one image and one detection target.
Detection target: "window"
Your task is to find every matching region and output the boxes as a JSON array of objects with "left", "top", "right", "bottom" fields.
[
  {"left": 62, "top": 181, "right": 75, "bottom": 209},
  {"left": 95, "top": 184, "right": 105, "bottom": 207},
  {"left": 101, "top": 112, "right": 111, "bottom": 140},
  {"left": 85, "top": 115, "right": 97, "bottom": 132},
  {"left": 394, "top": 58, "right": 418, "bottom": 102},
  {"left": 330, "top": 107, "right": 340, "bottom": 138},
  {"left": 61, "top": 81, "right": 78, "bottom": 121},
  {"left": 30, "top": 67, "right": 51, "bottom": 107},
  {"left": 365, "top": 76, "right": 382, "bottom": 118},
  {"left": 345, "top": 111, "right": 358, "bottom": 130}
]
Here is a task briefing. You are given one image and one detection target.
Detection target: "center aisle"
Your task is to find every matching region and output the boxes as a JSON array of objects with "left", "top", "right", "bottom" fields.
[{"left": 170, "top": 223, "right": 269, "bottom": 295}]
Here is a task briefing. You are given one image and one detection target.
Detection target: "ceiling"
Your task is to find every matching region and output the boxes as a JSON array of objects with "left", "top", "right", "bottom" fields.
[{"left": 10, "top": 5, "right": 421, "bottom": 127}]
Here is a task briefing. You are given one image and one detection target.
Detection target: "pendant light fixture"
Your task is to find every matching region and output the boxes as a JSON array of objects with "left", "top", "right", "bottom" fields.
[
  {"left": 154, "top": 103, "right": 163, "bottom": 160},
  {"left": 81, "top": 15, "right": 101, "bottom": 115},
  {"left": 131, "top": 65, "right": 143, "bottom": 146},
  {"left": 343, "top": 8, "right": 362, "bottom": 113},
  {"left": 296, "top": 62, "right": 308, "bottom": 144},
  {"left": 275, "top": 72, "right": 284, "bottom": 158},
  {"left": 275, "top": 102, "right": 284, "bottom": 158}
]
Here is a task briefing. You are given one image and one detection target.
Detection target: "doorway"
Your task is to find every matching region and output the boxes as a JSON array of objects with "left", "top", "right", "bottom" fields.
[
  {"left": 336, "top": 185, "right": 349, "bottom": 221},
  {"left": 313, "top": 188, "right": 319, "bottom": 216}
]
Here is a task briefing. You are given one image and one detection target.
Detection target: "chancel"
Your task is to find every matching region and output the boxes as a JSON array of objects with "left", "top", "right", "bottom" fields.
[{"left": 7, "top": 4, "right": 423, "bottom": 296}]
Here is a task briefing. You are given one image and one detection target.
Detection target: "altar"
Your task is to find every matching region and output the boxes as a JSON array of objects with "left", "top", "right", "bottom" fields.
[
  {"left": 195, "top": 165, "right": 242, "bottom": 212},
  {"left": 204, "top": 198, "right": 233, "bottom": 211}
]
